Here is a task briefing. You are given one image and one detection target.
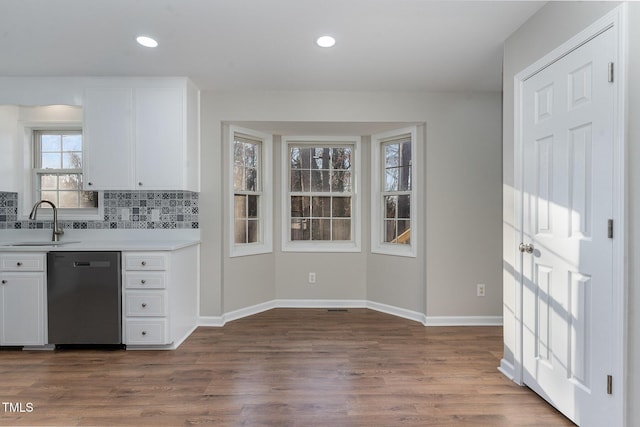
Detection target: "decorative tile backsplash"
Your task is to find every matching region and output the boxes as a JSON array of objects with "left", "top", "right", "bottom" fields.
[{"left": 0, "top": 191, "right": 199, "bottom": 230}]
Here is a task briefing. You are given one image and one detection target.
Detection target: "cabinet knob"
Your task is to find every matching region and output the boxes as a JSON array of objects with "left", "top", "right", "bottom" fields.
[
  {"left": 141, "top": 261, "right": 147, "bottom": 266},
  {"left": 138, "top": 182, "right": 143, "bottom": 186},
  {"left": 141, "top": 303, "right": 147, "bottom": 308},
  {"left": 1, "top": 280, "right": 6, "bottom": 284},
  {"left": 16, "top": 262, "right": 22, "bottom": 267},
  {"left": 88, "top": 182, "right": 93, "bottom": 186},
  {"left": 141, "top": 331, "right": 147, "bottom": 336},
  {"left": 141, "top": 279, "right": 146, "bottom": 284}
]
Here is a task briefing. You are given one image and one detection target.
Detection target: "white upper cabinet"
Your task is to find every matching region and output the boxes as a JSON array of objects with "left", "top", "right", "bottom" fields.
[
  {"left": 83, "top": 78, "right": 200, "bottom": 191},
  {"left": 83, "top": 87, "right": 134, "bottom": 190}
]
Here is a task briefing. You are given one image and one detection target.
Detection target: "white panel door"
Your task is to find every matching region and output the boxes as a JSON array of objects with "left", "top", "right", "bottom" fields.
[{"left": 521, "top": 28, "right": 615, "bottom": 426}]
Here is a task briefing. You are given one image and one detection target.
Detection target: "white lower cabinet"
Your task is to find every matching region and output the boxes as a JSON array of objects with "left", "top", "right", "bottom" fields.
[
  {"left": 122, "top": 245, "right": 198, "bottom": 348},
  {"left": 0, "top": 253, "right": 46, "bottom": 346}
]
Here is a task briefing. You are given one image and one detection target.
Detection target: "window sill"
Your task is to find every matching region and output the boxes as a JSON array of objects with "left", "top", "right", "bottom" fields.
[
  {"left": 282, "top": 241, "right": 361, "bottom": 253},
  {"left": 230, "top": 243, "right": 273, "bottom": 258},
  {"left": 371, "top": 244, "right": 416, "bottom": 258}
]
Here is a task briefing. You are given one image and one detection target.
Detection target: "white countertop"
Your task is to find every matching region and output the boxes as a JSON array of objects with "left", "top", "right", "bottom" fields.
[
  {"left": 0, "top": 229, "right": 201, "bottom": 252},
  {"left": 0, "top": 239, "right": 200, "bottom": 252}
]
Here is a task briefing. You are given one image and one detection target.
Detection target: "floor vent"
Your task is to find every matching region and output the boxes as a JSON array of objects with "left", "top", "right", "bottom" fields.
[{"left": 327, "top": 308, "right": 349, "bottom": 312}]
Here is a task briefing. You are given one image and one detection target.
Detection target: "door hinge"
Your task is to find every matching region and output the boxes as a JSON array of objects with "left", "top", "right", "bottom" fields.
[
  {"left": 608, "top": 219, "right": 614, "bottom": 239},
  {"left": 608, "top": 62, "right": 614, "bottom": 83},
  {"left": 607, "top": 375, "right": 613, "bottom": 394}
]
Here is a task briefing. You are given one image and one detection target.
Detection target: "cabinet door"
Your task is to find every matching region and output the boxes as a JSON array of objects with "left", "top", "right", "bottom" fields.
[
  {"left": 83, "top": 88, "right": 134, "bottom": 190},
  {"left": 0, "top": 274, "right": 45, "bottom": 346},
  {"left": 134, "top": 87, "right": 184, "bottom": 190}
]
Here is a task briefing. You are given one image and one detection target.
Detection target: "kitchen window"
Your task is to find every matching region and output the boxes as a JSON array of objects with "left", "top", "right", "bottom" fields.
[
  {"left": 371, "top": 127, "right": 417, "bottom": 257},
  {"left": 282, "top": 136, "right": 361, "bottom": 252},
  {"left": 229, "top": 126, "right": 273, "bottom": 257},
  {"left": 32, "top": 129, "right": 99, "bottom": 216}
]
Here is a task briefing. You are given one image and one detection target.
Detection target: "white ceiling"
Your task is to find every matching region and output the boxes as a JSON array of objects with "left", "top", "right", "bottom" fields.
[{"left": 0, "top": 0, "right": 545, "bottom": 92}]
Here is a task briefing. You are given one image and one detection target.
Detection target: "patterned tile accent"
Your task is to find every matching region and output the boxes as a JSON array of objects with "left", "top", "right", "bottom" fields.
[{"left": 0, "top": 191, "right": 199, "bottom": 230}]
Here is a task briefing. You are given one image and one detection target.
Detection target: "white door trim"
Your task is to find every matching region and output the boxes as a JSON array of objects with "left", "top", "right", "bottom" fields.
[{"left": 510, "top": 3, "right": 627, "bottom": 424}]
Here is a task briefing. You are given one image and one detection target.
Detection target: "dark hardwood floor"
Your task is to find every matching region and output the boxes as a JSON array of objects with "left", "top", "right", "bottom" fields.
[{"left": 0, "top": 308, "right": 574, "bottom": 426}]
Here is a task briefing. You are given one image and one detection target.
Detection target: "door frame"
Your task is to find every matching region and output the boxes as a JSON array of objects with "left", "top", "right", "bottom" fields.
[{"left": 511, "top": 4, "right": 627, "bottom": 424}]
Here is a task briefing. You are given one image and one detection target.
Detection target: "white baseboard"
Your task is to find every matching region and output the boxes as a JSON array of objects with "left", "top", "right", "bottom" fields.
[
  {"left": 498, "top": 358, "right": 517, "bottom": 382},
  {"left": 198, "top": 299, "right": 503, "bottom": 328},
  {"left": 425, "top": 315, "right": 503, "bottom": 326}
]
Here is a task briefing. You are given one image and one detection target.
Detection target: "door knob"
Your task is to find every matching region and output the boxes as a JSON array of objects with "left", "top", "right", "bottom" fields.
[{"left": 519, "top": 243, "right": 534, "bottom": 254}]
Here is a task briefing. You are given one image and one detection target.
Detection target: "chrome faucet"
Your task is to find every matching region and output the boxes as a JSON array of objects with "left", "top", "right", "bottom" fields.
[{"left": 29, "top": 200, "right": 64, "bottom": 242}]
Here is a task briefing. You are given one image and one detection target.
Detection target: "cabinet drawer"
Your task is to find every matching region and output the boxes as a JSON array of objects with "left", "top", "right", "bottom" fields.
[
  {"left": 124, "top": 272, "right": 166, "bottom": 289},
  {"left": 125, "top": 319, "right": 168, "bottom": 345},
  {"left": 125, "top": 291, "right": 167, "bottom": 316},
  {"left": 0, "top": 254, "right": 46, "bottom": 272},
  {"left": 124, "top": 253, "right": 167, "bottom": 271}
]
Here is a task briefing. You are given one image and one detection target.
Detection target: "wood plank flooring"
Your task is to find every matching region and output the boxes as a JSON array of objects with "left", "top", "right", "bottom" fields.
[{"left": 0, "top": 308, "right": 574, "bottom": 426}]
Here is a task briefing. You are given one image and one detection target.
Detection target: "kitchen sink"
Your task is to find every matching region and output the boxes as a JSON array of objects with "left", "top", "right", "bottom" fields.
[{"left": 1, "top": 241, "right": 80, "bottom": 247}]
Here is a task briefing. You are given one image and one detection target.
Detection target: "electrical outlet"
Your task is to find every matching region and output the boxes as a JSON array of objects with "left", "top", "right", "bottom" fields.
[
  {"left": 308, "top": 272, "right": 316, "bottom": 284},
  {"left": 477, "top": 283, "right": 486, "bottom": 297}
]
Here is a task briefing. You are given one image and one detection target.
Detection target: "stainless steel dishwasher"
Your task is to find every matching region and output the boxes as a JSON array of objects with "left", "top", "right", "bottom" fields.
[{"left": 47, "top": 252, "right": 122, "bottom": 345}]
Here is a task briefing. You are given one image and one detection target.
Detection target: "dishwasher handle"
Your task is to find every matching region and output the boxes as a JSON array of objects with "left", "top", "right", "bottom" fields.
[{"left": 73, "top": 261, "right": 112, "bottom": 268}]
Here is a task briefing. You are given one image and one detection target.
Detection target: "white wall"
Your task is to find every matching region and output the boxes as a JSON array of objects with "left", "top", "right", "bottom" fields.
[
  {"left": 200, "top": 90, "right": 502, "bottom": 320},
  {"left": 502, "top": 2, "right": 640, "bottom": 425}
]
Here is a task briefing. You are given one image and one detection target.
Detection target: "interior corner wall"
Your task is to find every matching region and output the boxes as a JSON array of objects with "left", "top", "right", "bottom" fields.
[{"left": 199, "top": 90, "right": 502, "bottom": 319}]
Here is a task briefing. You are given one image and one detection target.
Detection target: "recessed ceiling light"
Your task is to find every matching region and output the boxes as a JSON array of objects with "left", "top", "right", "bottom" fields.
[
  {"left": 136, "top": 36, "right": 158, "bottom": 48},
  {"left": 316, "top": 35, "right": 336, "bottom": 48}
]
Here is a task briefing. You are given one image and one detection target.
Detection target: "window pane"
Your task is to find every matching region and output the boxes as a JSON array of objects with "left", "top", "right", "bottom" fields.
[
  {"left": 332, "top": 197, "right": 351, "bottom": 218},
  {"left": 312, "top": 196, "right": 331, "bottom": 218},
  {"left": 385, "top": 168, "right": 398, "bottom": 192},
  {"left": 247, "top": 195, "right": 258, "bottom": 218},
  {"left": 40, "top": 191, "right": 58, "bottom": 205},
  {"left": 245, "top": 143, "right": 258, "bottom": 168},
  {"left": 311, "top": 219, "right": 330, "bottom": 240},
  {"left": 291, "top": 170, "right": 310, "bottom": 192},
  {"left": 62, "top": 134, "right": 82, "bottom": 152},
  {"left": 398, "top": 195, "right": 411, "bottom": 218},
  {"left": 397, "top": 220, "right": 411, "bottom": 244},
  {"left": 332, "top": 147, "right": 351, "bottom": 170},
  {"left": 384, "top": 220, "right": 396, "bottom": 243},
  {"left": 58, "top": 174, "right": 80, "bottom": 190},
  {"left": 385, "top": 143, "right": 399, "bottom": 168},
  {"left": 235, "top": 219, "right": 247, "bottom": 244},
  {"left": 247, "top": 219, "right": 259, "bottom": 243},
  {"left": 245, "top": 167, "right": 257, "bottom": 192},
  {"left": 58, "top": 191, "right": 79, "bottom": 208},
  {"left": 291, "top": 219, "right": 310, "bottom": 241},
  {"left": 291, "top": 196, "right": 310, "bottom": 217},
  {"left": 41, "top": 153, "right": 61, "bottom": 169},
  {"left": 385, "top": 196, "right": 397, "bottom": 219},
  {"left": 331, "top": 171, "right": 351, "bottom": 192},
  {"left": 398, "top": 166, "right": 411, "bottom": 191},
  {"left": 313, "top": 147, "right": 329, "bottom": 169},
  {"left": 311, "top": 170, "right": 330, "bottom": 192},
  {"left": 291, "top": 147, "right": 312, "bottom": 169},
  {"left": 332, "top": 219, "right": 351, "bottom": 240},
  {"left": 41, "top": 135, "right": 61, "bottom": 152},
  {"left": 400, "top": 141, "right": 411, "bottom": 167},
  {"left": 62, "top": 152, "right": 82, "bottom": 169},
  {"left": 233, "top": 141, "right": 244, "bottom": 166},
  {"left": 234, "top": 195, "right": 246, "bottom": 218},
  {"left": 40, "top": 174, "right": 57, "bottom": 190},
  {"left": 80, "top": 192, "right": 98, "bottom": 208},
  {"left": 233, "top": 166, "right": 244, "bottom": 191}
]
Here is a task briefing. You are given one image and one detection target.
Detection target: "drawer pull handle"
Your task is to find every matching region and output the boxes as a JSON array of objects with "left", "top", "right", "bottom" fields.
[
  {"left": 16, "top": 262, "right": 22, "bottom": 267},
  {"left": 141, "top": 279, "right": 146, "bottom": 284},
  {"left": 141, "top": 261, "right": 147, "bottom": 266},
  {"left": 141, "top": 331, "right": 147, "bottom": 336},
  {"left": 141, "top": 303, "right": 147, "bottom": 308}
]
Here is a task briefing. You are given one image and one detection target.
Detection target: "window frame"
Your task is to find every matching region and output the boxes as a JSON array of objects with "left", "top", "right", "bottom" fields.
[
  {"left": 19, "top": 121, "right": 102, "bottom": 220},
  {"left": 228, "top": 125, "right": 273, "bottom": 258},
  {"left": 371, "top": 126, "right": 418, "bottom": 257},
  {"left": 281, "top": 135, "right": 361, "bottom": 253}
]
